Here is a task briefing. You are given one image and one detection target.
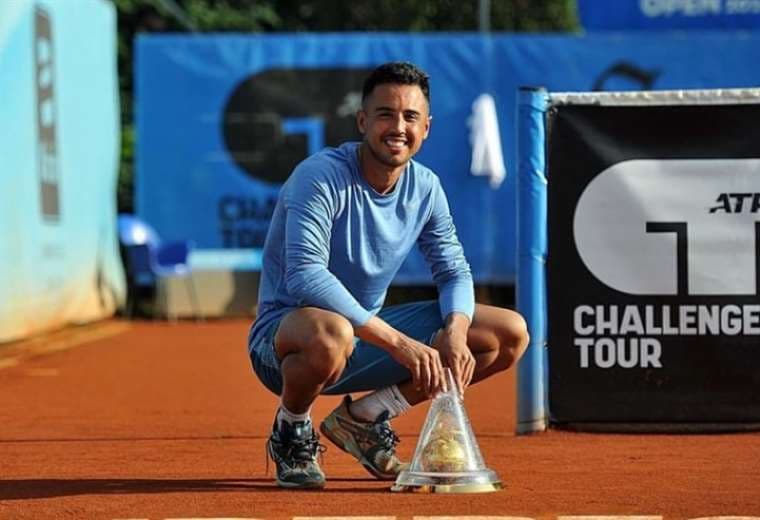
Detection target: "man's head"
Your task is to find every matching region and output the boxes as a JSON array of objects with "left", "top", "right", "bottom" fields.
[
  {"left": 357, "top": 62, "right": 432, "bottom": 170},
  {"left": 361, "top": 62, "right": 430, "bottom": 105}
]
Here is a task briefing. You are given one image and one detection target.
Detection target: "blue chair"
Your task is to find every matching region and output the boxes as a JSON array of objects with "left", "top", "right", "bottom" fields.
[
  {"left": 117, "top": 214, "right": 202, "bottom": 320},
  {"left": 118, "top": 214, "right": 159, "bottom": 248}
]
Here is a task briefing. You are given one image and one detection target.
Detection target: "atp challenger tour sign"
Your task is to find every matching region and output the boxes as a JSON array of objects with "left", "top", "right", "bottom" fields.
[{"left": 547, "top": 102, "right": 760, "bottom": 425}]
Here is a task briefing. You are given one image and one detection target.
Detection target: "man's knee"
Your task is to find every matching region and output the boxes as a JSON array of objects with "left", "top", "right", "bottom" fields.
[
  {"left": 490, "top": 311, "right": 530, "bottom": 373},
  {"left": 276, "top": 309, "right": 355, "bottom": 382},
  {"left": 304, "top": 314, "right": 355, "bottom": 377}
]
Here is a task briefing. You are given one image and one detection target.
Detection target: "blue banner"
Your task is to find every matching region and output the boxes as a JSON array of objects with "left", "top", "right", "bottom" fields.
[
  {"left": 136, "top": 33, "right": 760, "bottom": 284},
  {"left": 0, "top": 0, "right": 124, "bottom": 342},
  {"left": 579, "top": 0, "right": 760, "bottom": 31}
]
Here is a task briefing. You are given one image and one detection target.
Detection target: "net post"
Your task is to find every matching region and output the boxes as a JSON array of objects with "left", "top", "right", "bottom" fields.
[{"left": 516, "top": 86, "right": 549, "bottom": 434}]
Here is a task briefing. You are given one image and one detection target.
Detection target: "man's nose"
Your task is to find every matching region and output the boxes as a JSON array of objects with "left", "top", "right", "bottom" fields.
[{"left": 391, "top": 114, "right": 405, "bottom": 132}]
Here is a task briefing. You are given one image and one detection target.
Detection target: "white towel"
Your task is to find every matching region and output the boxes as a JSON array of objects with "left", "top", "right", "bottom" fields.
[{"left": 468, "top": 93, "right": 507, "bottom": 189}]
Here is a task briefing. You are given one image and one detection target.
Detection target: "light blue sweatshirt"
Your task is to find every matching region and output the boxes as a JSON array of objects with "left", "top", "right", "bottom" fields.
[{"left": 251, "top": 142, "right": 474, "bottom": 339}]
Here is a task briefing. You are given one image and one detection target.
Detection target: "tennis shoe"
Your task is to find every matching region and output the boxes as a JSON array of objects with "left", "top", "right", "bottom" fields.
[
  {"left": 320, "top": 395, "right": 408, "bottom": 480},
  {"left": 267, "top": 419, "right": 326, "bottom": 489}
]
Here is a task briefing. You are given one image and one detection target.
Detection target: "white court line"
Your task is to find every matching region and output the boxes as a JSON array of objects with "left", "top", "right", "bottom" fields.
[
  {"left": 112, "top": 517, "right": 760, "bottom": 520},
  {"left": 416, "top": 517, "right": 535, "bottom": 520},
  {"left": 558, "top": 517, "right": 663, "bottom": 520},
  {"left": 294, "top": 517, "right": 396, "bottom": 520}
]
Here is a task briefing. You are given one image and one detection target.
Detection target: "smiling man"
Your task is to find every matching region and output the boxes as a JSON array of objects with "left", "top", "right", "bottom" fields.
[{"left": 247, "top": 62, "right": 529, "bottom": 489}]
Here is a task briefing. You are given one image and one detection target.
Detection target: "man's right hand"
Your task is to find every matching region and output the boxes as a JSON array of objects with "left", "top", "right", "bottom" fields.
[
  {"left": 355, "top": 316, "right": 447, "bottom": 397},
  {"left": 389, "top": 337, "right": 447, "bottom": 397}
]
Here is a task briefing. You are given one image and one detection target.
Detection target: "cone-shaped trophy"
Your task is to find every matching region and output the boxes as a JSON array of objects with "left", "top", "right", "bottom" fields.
[{"left": 391, "top": 368, "right": 502, "bottom": 493}]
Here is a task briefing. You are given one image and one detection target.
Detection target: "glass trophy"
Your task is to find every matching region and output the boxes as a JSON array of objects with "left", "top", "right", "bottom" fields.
[{"left": 391, "top": 368, "right": 502, "bottom": 493}]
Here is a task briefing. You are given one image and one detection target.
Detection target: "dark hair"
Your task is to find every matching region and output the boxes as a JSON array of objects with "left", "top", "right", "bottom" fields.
[{"left": 362, "top": 62, "right": 430, "bottom": 104}]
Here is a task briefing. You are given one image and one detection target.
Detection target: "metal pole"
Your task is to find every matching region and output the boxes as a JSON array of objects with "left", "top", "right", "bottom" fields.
[
  {"left": 478, "top": 0, "right": 491, "bottom": 32},
  {"left": 516, "top": 86, "right": 549, "bottom": 434}
]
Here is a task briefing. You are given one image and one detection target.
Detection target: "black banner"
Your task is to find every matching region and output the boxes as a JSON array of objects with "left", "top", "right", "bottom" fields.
[{"left": 547, "top": 103, "right": 760, "bottom": 425}]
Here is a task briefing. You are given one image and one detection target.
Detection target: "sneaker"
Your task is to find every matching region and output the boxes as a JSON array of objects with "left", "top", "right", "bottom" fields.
[
  {"left": 319, "top": 395, "right": 408, "bottom": 480},
  {"left": 267, "top": 419, "right": 326, "bottom": 489}
]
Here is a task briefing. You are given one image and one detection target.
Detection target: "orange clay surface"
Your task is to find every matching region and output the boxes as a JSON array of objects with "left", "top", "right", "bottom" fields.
[{"left": 1, "top": 319, "right": 759, "bottom": 519}]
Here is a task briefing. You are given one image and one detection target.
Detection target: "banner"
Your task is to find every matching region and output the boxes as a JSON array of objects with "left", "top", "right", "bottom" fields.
[
  {"left": 136, "top": 33, "right": 760, "bottom": 284},
  {"left": 547, "top": 99, "right": 760, "bottom": 423},
  {"left": 0, "top": 0, "right": 124, "bottom": 343},
  {"left": 578, "top": 0, "right": 760, "bottom": 31}
]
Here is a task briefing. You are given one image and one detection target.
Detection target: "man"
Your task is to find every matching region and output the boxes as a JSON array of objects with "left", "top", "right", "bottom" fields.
[{"left": 248, "top": 61, "right": 529, "bottom": 489}]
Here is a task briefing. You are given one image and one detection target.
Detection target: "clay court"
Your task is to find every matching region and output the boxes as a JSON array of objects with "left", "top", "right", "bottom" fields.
[{"left": 1, "top": 319, "right": 759, "bottom": 519}]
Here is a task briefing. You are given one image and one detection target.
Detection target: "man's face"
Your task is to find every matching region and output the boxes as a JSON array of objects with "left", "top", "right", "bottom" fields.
[{"left": 357, "top": 83, "right": 431, "bottom": 169}]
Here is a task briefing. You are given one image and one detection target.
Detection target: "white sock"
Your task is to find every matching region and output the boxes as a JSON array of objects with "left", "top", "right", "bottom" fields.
[
  {"left": 276, "top": 403, "right": 311, "bottom": 429},
  {"left": 349, "top": 385, "right": 411, "bottom": 422}
]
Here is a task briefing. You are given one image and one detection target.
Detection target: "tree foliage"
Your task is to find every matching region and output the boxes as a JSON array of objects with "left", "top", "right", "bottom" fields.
[{"left": 116, "top": 0, "right": 579, "bottom": 211}]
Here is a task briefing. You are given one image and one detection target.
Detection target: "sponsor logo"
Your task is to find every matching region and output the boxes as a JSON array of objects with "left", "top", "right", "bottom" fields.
[
  {"left": 221, "top": 68, "right": 370, "bottom": 185},
  {"left": 592, "top": 62, "right": 660, "bottom": 91},
  {"left": 709, "top": 192, "right": 760, "bottom": 213},
  {"left": 35, "top": 6, "right": 59, "bottom": 221},
  {"left": 217, "top": 195, "right": 278, "bottom": 248},
  {"left": 571, "top": 159, "right": 760, "bottom": 368},
  {"left": 574, "top": 159, "right": 760, "bottom": 296},
  {"left": 640, "top": 0, "right": 722, "bottom": 18}
]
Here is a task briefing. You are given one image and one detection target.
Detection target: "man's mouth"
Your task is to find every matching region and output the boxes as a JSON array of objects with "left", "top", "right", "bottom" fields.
[{"left": 384, "top": 137, "right": 407, "bottom": 151}]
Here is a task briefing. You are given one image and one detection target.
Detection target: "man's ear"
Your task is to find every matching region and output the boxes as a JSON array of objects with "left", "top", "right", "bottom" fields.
[
  {"left": 423, "top": 115, "right": 432, "bottom": 139},
  {"left": 356, "top": 109, "right": 367, "bottom": 135}
]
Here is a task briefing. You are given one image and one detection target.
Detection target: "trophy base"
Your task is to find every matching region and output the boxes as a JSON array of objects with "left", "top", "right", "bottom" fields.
[
  {"left": 390, "top": 469, "right": 503, "bottom": 493},
  {"left": 390, "top": 481, "right": 502, "bottom": 493}
]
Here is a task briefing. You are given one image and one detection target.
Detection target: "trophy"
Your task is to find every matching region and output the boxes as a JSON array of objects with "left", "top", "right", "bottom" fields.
[{"left": 391, "top": 368, "right": 502, "bottom": 493}]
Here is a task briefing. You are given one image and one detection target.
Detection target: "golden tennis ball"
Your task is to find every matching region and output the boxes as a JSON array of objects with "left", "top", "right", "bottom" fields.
[{"left": 421, "top": 436, "right": 467, "bottom": 472}]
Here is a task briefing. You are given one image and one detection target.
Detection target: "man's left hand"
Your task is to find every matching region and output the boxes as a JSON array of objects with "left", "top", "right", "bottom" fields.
[{"left": 434, "top": 317, "right": 475, "bottom": 395}]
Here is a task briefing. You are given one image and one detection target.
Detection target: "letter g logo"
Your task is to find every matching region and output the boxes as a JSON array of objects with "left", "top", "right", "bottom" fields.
[{"left": 574, "top": 159, "right": 760, "bottom": 295}]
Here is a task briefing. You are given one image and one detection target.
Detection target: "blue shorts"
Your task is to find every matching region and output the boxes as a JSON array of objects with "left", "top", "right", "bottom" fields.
[{"left": 248, "top": 300, "right": 443, "bottom": 396}]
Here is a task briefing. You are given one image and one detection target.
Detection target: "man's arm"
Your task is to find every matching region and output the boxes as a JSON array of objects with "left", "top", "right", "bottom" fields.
[
  {"left": 417, "top": 179, "right": 475, "bottom": 321},
  {"left": 355, "top": 315, "right": 447, "bottom": 397},
  {"left": 282, "top": 172, "right": 372, "bottom": 326},
  {"left": 285, "top": 202, "right": 371, "bottom": 326},
  {"left": 417, "top": 178, "right": 476, "bottom": 393}
]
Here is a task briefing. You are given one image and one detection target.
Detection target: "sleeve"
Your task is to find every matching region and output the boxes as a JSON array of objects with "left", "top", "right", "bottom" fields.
[
  {"left": 282, "top": 170, "right": 373, "bottom": 327},
  {"left": 417, "top": 177, "right": 475, "bottom": 321}
]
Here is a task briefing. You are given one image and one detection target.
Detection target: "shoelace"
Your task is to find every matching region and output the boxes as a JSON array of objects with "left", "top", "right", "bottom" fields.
[
  {"left": 289, "top": 432, "right": 327, "bottom": 465},
  {"left": 372, "top": 419, "right": 400, "bottom": 452},
  {"left": 265, "top": 432, "right": 326, "bottom": 475}
]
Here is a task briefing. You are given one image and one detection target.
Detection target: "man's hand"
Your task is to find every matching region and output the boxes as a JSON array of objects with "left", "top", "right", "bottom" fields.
[
  {"left": 389, "top": 338, "right": 447, "bottom": 398},
  {"left": 355, "top": 316, "right": 447, "bottom": 397},
  {"left": 435, "top": 313, "right": 474, "bottom": 395}
]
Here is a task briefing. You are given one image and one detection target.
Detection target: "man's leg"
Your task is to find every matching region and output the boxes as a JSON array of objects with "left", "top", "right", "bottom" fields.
[
  {"left": 317, "top": 301, "right": 444, "bottom": 480},
  {"left": 396, "top": 303, "right": 529, "bottom": 406},
  {"left": 266, "top": 307, "right": 355, "bottom": 489},
  {"left": 318, "top": 301, "right": 528, "bottom": 480},
  {"left": 275, "top": 307, "right": 355, "bottom": 414}
]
